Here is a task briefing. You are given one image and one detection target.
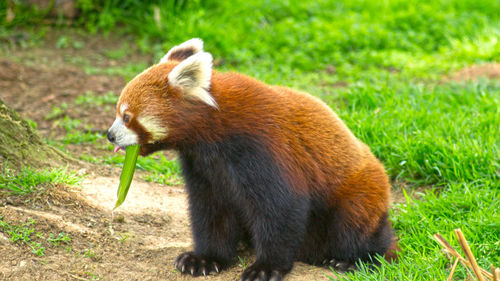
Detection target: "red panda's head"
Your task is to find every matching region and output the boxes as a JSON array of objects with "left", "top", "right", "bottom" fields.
[{"left": 107, "top": 38, "right": 217, "bottom": 155}]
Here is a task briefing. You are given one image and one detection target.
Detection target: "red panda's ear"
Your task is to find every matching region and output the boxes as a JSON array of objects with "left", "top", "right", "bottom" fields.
[
  {"left": 160, "top": 38, "right": 204, "bottom": 63},
  {"left": 168, "top": 51, "right": 217, "bottom": 108}
]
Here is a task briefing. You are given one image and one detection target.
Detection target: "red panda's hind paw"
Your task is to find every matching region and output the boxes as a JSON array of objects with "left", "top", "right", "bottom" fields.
[
  {"left": 324, "top": 258, "right": 356, "bottom": 272},
  {"left": 174, "top": 252, "right": 222, "bottom": 276},
  {"left": 239, "top": 263, "right": 286, "bottom": 281}
]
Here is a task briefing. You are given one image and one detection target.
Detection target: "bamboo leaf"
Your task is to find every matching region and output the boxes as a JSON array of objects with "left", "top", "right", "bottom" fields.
[{"left": 114, "top": 144, "right": 140, "bottom": 209}]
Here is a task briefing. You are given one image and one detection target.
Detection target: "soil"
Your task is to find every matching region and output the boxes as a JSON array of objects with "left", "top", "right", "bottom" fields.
[
  {"left": 447, "top": 63, "right": 500, "bottom": 82},
  {"left": 0, "top": 30, "right": 335, "bottom": 281}
]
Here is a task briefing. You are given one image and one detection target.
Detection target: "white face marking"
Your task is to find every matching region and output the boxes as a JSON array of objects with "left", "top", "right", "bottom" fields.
[
  {"left": 137, "top": 115, "right": 168, "bottom": 142},
  {"left": 108, "top": 116, "right": 138, "bottom": 148},
  {"left": 120, "top": 103, "right": 129, "bottom": 115}
]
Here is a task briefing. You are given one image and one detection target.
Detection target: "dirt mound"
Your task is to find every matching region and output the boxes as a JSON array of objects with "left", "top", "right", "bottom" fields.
[{"left": 449, "top": 63, "right": 500, "bottom": 81}]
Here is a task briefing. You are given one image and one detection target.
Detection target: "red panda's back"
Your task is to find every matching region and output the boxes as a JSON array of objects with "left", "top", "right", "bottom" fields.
[{"left": 210, "top": 72, "right": 386, "bottom": 198}]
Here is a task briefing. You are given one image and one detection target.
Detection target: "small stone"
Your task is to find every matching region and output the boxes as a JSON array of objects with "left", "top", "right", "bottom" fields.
[
  {"left": 113, "top": 215, "right": 125, "bottom": 223},
  {"left": 6, "top": 197, "right": 15, "bottom": 205}
]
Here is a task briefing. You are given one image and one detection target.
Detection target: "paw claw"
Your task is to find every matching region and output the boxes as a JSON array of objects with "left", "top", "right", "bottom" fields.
[
  {"left": 327, "top": 258, "right": 355, "bottom": 272},
  {"left": 241, "top": 263, "right": 285, "bottom": 281},
  {"left": 174, "top": 252, "right": 223, "bottom": 276},
  {"left": 270, "top": 270, "right": 282, "bottom": 281}
]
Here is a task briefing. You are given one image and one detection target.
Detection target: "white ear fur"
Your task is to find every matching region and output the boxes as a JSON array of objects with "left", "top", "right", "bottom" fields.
[
  {"left": 160, "top": 38, "right": 204, "bottom": 63},
  {"left": 168, "top": 52, "right": 217, "bottom": 108}
]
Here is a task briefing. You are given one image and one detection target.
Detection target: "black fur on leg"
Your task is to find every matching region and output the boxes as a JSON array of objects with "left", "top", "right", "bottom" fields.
[
  {"left": 179, "top": 134, "right": 310, "bottom": 278},
  {"left": 297, "top": 203, "right": 396, "bottom": 268},
  {"left": 328, "top": 211, "right": 395, "bottom": 264},
  {"left": 179, "top": 148, "right": 244, "bottom": 272}
]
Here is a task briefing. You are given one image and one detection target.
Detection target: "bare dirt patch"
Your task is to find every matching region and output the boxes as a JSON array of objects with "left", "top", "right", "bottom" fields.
[
  {"left": 448, "top": 63, "right": 500, "bottom": 82},
  {"left": 1, "top": 175, "right": 334, "bottom": 281},
  {"left": 0, "top": 31, "right": 336, "bottom": 280},
  {"left": 0, "top": 58, "right": 122, "bottom": 136}
]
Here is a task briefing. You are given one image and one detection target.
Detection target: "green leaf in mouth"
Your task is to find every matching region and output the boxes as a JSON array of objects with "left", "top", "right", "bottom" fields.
[{"left": 114, "top": 144, "right": 140, "bottom": 209}]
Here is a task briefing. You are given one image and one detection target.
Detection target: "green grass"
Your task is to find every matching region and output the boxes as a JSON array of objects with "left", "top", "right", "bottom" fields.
[
  {"left": 45, "top": 103, "right": 68, "bottom": 120},
  {"left": 0, "top": 167, "right": 83, "bottom": 195},
  {"left": 60, "top": 131, "right": 103, "bottom": 145},
  {"left": 2, "top": 0, "right": 499, "bottom": 279},
  {"left": 0, "top": 166, "right": 79, "bottom": 255},
  {"left": 4, "top": 0, "right": 500, "bottom": 82},
  {"left": 74, "top": 91, "right": 117, "bottom": 107},
  {"left": 82, "top": 62, "right": 148, "bottom": 81},
  {"left": 331, "top": 80, "right": 500, "bottom": 186},
  {"left": 78, "top": 0, "right": 499, "bottom": 85},
  {"left": 102, "top": 42, "right": 132, "bottom": 60},
  {"left": 47, "top": 232, "right": 72, "bottom": 247},
  {"left": 55, "top": 35, "right": 84, "bottom": 49},
  {"left": 51, "top": 115, "right": 104, "bottom": 145},
  {"left": 0, "top": 216, "right": 72, "bottom": 256}
]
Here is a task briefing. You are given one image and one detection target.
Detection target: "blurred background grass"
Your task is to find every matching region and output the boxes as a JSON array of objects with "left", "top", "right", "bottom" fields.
[{"left": 3, "top": 0, "right": 500, "bottom": 82}]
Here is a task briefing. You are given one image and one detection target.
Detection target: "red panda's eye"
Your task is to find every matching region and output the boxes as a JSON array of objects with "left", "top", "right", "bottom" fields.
[{"left": 123, "top": 114, "right": 131, "bottom": 123}]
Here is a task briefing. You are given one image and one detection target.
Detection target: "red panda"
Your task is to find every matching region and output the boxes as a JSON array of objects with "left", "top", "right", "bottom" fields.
[{"left": 107, "top": 38, "right": 398, "bottom": 281}]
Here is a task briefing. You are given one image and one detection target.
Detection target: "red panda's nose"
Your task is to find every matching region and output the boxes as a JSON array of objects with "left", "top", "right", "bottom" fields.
[{"left": 107, "top": 131, "right": 116, "bottom": 143}]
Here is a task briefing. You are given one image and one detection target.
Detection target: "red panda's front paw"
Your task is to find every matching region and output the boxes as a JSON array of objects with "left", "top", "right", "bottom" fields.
[
  {"left": 174, "top": 252, "right": 222, "bottom": 276},
  {"left": 240, "top": 263, "right": 286, "bottom": 281}
]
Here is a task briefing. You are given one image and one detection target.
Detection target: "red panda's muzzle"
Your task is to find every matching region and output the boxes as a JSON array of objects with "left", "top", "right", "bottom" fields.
[{"left": 107, "top": 116, "right": 139, "bottom": 150}]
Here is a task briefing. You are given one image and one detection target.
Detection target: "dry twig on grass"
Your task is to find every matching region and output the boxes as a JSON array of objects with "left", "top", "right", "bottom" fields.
[{"left": 434, "top": 228, "right": 499, "bottom": 281}]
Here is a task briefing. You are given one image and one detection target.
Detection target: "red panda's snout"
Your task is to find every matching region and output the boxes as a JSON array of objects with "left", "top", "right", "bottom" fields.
[{"left": 107, "top": 114, "right": 139, "bottom": 150}]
